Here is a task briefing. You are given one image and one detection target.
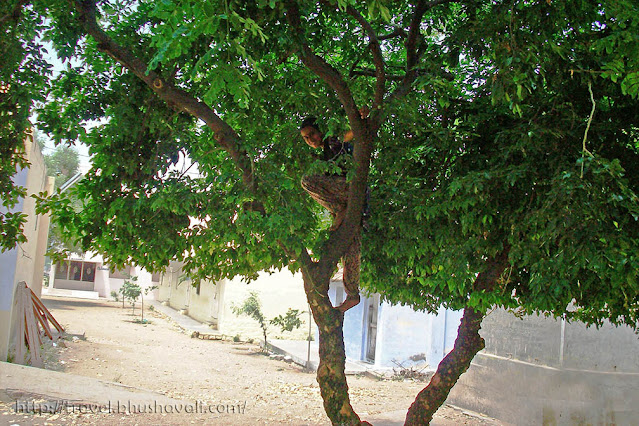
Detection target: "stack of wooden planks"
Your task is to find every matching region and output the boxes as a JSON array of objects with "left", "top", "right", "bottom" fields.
[{"left": 13, "top": 281, "right": 65, "bottom": 367}]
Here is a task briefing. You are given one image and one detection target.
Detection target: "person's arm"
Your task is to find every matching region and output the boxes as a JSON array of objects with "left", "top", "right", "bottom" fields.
[
  {"left": 343, "top": 129, "right": 354, "bottom": 142},
  {"left": 342, "top": 106, "right": 369, "bottom": 143}
]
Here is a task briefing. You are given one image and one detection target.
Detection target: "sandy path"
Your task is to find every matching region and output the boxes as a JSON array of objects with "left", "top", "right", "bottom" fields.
[{"left": 0, "top": 296, "right": 500, "bottom": 425}]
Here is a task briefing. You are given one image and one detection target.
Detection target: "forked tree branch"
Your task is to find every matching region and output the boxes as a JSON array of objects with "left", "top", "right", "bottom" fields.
[
  {"left": 387, "top": 0, "right": 461, "bottom": 106},
  {"left": 71, "top": 0, "right": 315, "bottom": 266},
  {"left": 72, "top": 0, "right": 257, "bottom": 193},
  {"left": 285, "top": 1, "right": 371, "bottom": 268},
  {"left": 285, "top": 1, "right": 361, "bottom": 126}
]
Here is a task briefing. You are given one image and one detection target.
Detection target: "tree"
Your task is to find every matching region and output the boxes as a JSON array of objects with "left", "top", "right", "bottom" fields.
[
  {"left": 25, "top": 1, "right": 639, "bottom": 424},
  {"left": 0, "top": 1, "right": 50, "bottom": 252},
  {"left": 42, "top": 144, "right": 83, "bottom": 254},
  {"left": 44, "top": 144, "right": 80, "bottom": 188},
  {"left": 119, "top": 276, "right": 141, "bottom": 315}
]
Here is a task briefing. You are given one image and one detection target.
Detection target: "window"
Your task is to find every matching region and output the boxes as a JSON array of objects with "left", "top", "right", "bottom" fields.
[
  {"left": 70, "top": 261, "right": 83, "bottom": 281},
  {"left": 151, "top": 272, "right": 160, "bottom": 282},
  {"left": 82, "top": 263, "right": 96, "bottom": 282},
  {"left": 54, "top": 260, "right": 98, "bottom": 282},
  {"left": 55, "top": 261, "right": 69, "bottom": 280}
]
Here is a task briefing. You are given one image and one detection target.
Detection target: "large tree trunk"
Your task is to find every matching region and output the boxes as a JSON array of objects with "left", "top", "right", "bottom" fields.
[
  {"left": 404, "top": 306, "right": 485, "bottom": 425},
  {"left": 405, "top": 251, "right": 510, "bottom": 425},
  {"left": 302, "top": 266, "right": 365, "bottom": 425}
]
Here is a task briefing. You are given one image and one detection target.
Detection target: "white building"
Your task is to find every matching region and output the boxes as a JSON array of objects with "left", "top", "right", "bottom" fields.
[
  {"left": 0, "top": 132, "right": 54, "bottom": 361},
  {"left": 48, "top": 252, "right": 160, "bottom": 300}
]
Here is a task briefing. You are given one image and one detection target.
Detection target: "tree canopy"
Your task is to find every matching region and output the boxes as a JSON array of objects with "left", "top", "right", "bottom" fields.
[
  {"left": 35, "top": 0, "right": 639, "bottom": 326},
  {"left": 43, "top": 144, "right": 80, "bottom": 188},
  {"left": 4, "top": 0, "right": 639, "bottom": 424},
  {"left": 0, "top": 1, "right": 50, "bottom": 252},
  {"left": 42, "top": 143, "right": 83, "bottom": 254}
]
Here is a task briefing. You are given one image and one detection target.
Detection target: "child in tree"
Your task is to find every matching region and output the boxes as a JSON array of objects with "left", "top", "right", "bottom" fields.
[{"left": 299, "top": 114, "right": 366, "bottom": 312}]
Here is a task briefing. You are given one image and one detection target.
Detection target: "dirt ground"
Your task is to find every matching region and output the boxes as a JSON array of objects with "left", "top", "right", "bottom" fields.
[{"left": 1, "top": 296, "right": 502, "bottom": 425}]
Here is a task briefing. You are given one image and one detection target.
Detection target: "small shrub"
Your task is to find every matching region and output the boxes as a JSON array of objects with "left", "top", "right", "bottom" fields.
[
  {"left": 120, "top": 278, "right": 141, "bottom": 315},
  {"left": 271, "top": 309, "right": 304, "bottom": 332},
  {"left": 110, "top": 290, "right": 119, "bottom": 302},
  {"left": 232, "top": 291, "right": 305, "bottom": 351}
]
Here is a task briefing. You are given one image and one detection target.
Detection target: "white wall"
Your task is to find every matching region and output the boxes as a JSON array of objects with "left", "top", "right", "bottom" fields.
[
  {"left": 157, "top": 266, "right": 314, "bottom": 342},
  {"left": 220, "top": 271, "right": 313, "bottom": 341},
  {"left": 0, "top": 135, "right": 53, "bottom": 360}
]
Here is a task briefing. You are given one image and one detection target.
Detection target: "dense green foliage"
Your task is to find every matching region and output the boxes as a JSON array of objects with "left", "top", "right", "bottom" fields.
[
  {"left": 3, "top": 1, "right": 637, "bottom": 422},
  {"left": 0, "top": 2, "right": 50, "bottom": 252},
  {"left": 42, "top": 144, "right": 83, "bottom": 254},
  {"left": 5, "top": 0, "right": 636, "bottom": 329},
  {"left": 362, "top": 1, "right": 639, "bottom": 329}
]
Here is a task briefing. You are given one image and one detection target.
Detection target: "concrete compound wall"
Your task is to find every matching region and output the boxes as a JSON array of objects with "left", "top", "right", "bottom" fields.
[
  {"left": 448, "top": 309, "right": 639, "bottom": 424},
  {"left": 157, "top": 265, "right": 314, "bottom": 342},
  {"left": 376, "top": 304, "right": 462, "bottom": 369}
]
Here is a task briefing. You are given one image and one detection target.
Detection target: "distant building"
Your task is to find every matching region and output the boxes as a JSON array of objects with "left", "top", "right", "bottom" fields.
[
  {"left": 329, "top": 276, "right": 462, "bottom": 370},
  {"left": 47, "top": 252, "right": 160, "bottom": 300},
  {"left": 156, "top": 262, "right": 313, "bottom": 341},
  {"left": 0, "top": 132, "right": 54, "bottom": 361}
]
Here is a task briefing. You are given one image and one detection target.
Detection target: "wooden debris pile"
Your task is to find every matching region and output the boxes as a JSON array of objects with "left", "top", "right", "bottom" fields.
[{"left": 13, "top": 281, "right": 64, "bottom": 367}]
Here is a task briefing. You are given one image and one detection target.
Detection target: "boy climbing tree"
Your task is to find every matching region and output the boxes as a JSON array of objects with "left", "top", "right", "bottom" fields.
[{"left": 299, "top": 108, "right": 369, "bottom": 312}]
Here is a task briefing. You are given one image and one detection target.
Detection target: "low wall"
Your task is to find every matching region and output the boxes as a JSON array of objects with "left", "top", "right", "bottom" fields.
[{"left": 448, "top": 309, "right": 639, "bottom": 424}]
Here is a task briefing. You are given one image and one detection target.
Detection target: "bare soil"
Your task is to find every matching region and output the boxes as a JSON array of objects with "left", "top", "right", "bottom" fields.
[{"left": 0, "top": 296, "right": 502, "bottom": 425}]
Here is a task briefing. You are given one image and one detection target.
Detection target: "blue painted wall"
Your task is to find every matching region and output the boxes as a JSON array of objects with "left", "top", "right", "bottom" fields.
[
  {"left": 376, "top": 302, "right": 432, "bottom": 368},
  {"left": 329, "top": 282, "right": 463, "bottom": 369}
]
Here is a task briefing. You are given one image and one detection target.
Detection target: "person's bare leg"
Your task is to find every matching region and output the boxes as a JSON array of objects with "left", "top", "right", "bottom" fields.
[
  {"left": 330, "top": 208, "right": 346, "bottom": 231},
  {"left": 337, "top": 226, "right": 361, "bottom": 312},
  {"left": 337, "top": 293, "right": 360, "bottom": 313}
]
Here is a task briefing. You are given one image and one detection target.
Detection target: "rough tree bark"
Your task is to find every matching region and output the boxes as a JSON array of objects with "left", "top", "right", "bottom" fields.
[
  {"left": 405, "top": 250, "right": 510, "bottom": 425},
  {"left": 301, "top": 264, "right": 365, "bottom": 425}
]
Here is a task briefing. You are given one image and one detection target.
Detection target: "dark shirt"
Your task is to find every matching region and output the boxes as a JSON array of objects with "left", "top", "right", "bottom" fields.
[
  {"left": 320, "top": 136, "right": 353, "bottom": 177},
  {"left": 322, "top": 136, "right": 352, "bottom": 162}
]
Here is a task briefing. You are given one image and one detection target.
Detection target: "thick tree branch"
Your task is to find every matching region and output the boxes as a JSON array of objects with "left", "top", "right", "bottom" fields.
[
  {"left": 343, "top": 5, "right": 386, "bottom": 111},
  {"left": 72, "top": 0, "right": 318, "bottom": 269},
  {"left": 72, "top": 0, "right": 257, "bottom": 193},
  {"left": 285, "top": 2, "right": 361, "bottom": 124},
  {"left": 405, "top": 249, "right": 510, "bottom": 424},
  {"left": 285, "top": 1, "right": 371, "bottom": 269},
  {"left": 406, "top": 306, "right": 485, "bottom": 425},
  {"left": 405, "top": 1, "right": 428, "bottom": 72}
]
